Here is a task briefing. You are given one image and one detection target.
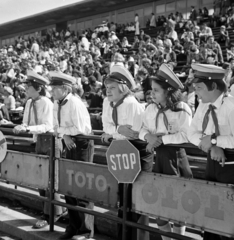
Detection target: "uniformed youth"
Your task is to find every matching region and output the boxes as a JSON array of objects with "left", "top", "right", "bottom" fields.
[
  {"left": 101, "top": 64, "right": 153, "bottom": 240},
  {"left": 139, "top": 63, "right": 192, "bottom": 240},
  {"left": 13, "top": 70, "right": 66, "bottom": 229},
  {"left": 188, "top": 63, "right": 234, "bottom": 240},
  {"left": 49, "top": 71, "right": 93, "bottom": 240}
]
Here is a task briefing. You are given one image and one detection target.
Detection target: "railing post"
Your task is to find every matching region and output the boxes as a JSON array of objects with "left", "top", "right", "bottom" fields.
[
  {"left": 122, "top": 183, "right": 128, "bottom": 240},
  {"left": 49, "top": 135, "right": 55, "bottom": 232}
]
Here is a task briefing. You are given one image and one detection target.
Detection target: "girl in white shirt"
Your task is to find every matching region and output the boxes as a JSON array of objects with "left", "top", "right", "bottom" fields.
[
  {"left": 102, "top": 64, "right": 153, "bottom": 240},
  {"left": 139, "top": 64, "right": 192, "bottom": 240}
]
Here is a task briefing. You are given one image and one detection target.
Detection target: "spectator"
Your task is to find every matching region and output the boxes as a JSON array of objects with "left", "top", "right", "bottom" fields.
[
  {"left": 135, "top": 14, "right": 140, "bottom": 36},
  {"left": 207, "top": 35, "right": 224, "bottom": 63},
  {"left": 144, "top": 90, "right": 153, "bottom": 108},
  {"left": 167, "top": 26, "right": 178, "bottom": 42},
  {"left": 187, "top": 45, "right": 200, "bottom": 65},
  {"left": 150, "top": 13, "right": 156, "bottom": 28},
  {"left": 163, "top": 35, "right": 172, "bottom": 48},
  {"left": 181, "top": 28, "right": 194, "bottom": 42},
  {"left": 218, "top": 25, "right": 230, "bottom": 47},
  {"left": 137, "top": 67, "right": 151, "bottom": 95},
  {"left": 3, "top": 86, "right": 15, "bottom": 111},
  {"left": 31, "top": 40, "right": 39, "bottom": 57},
  {"left": 227, "top": 45, "right": 234, "bottom": 61},
  {"left": 164, "top": 45, "right": 177, "bottom": 69},
  {"left": 173, "top": 39, "right": 185, "bottom": 62},
  {"left": 199, "top": 23, "right": 213, "bottom": 42},
  {"left": 190, "top": 6, "right": 198, "bottom": 25},
  {"left": 203, "top": 7, "right": 209, "bottom": 18},
  {"left": 193, "top": 26, "right": 201, "bottom": 42}
]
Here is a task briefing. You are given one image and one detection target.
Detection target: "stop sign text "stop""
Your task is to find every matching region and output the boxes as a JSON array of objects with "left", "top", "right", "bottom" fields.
[
  {"left": 106, "top": 139, "right": 141, "bottom": 183},
  {"left": 110, "top": 153, "right": 136, "bottom": 170}
]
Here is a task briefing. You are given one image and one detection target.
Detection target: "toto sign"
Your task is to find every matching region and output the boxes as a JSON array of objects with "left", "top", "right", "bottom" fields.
[{"left": 106, "top": 139, "right": 141, "bottom": 183}]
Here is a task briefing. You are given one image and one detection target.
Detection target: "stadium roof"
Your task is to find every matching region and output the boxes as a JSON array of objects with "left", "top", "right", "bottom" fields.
[{"left": 0, "top": 0, "right": 152, "bottom": 38}]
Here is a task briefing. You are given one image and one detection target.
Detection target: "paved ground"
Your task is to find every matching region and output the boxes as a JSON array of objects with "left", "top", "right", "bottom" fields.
[
  {"left": 0, "top": 230, "right": 21, "bottom": 240},
  {"left": 0, "top": 181, "right": 202, "bottom": 240}
]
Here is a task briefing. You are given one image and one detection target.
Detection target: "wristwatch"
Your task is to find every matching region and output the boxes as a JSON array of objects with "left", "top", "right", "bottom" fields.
[{"left": 211, "top": 133, "right": 217, "bottom": 145}]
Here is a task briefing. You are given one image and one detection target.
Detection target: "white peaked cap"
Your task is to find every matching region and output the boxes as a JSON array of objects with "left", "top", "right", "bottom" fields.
[{"left": 108, "top": 64, "right": 136, "bottom": 90}]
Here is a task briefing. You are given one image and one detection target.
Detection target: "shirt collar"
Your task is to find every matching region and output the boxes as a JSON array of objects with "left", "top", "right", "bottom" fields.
[
  {"left": 58, "top": 92, "right": 72, "bottom": 104},
  {"left": 212, "top": 93, "right": 224, "bottom": 109}
]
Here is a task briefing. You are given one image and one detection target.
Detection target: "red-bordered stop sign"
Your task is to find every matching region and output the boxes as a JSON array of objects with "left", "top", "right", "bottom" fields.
[{"left": 106, "top": 139, "right": 141, "bottom": 183}]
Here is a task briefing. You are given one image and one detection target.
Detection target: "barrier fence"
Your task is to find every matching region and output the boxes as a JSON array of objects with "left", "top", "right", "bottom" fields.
[{"left": 1, "top": 126, "right": 234, "bottom": 239}]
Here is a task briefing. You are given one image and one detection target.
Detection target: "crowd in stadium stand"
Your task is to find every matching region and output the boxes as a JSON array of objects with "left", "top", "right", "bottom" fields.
[
  {"left": 2, "top": 2, "right": 234, "bottom": 240},
  {"left": 0, "top": 3, "right": 234, "bottom": 126}
]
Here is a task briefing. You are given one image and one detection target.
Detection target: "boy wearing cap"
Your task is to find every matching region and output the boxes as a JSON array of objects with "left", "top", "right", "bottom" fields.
[
  {"left": 49, "top": 71, "right": 93, "bottom": 240},
  {"left": 13, "top": 70, "right": 66, "bottom": 229},
  {"left": 139, "top": 63, "right": 192, "bottom": 240},
  {"left": 188, "top": 63, "right": 234, "bottom": 240},
  {"left": 102, "top": 64, "right": 153, "bottom": 240}
]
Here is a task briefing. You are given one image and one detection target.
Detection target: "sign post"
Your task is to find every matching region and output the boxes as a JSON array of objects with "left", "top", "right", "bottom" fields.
[
  {"left": 106, "top": 139, "right": 141, "bottom": 183},
  {"left": 106, "top": 139, "right": 142, "bottom": 240}
]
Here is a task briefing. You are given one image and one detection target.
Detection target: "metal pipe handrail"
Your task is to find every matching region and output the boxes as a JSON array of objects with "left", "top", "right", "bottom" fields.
[{"left": 1, "top": 126, "right": 234, "bottom": 154}]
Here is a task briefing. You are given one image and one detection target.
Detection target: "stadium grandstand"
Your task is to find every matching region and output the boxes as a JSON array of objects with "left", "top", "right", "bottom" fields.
[{"left": 1, "top": 0, "right": 234, "bottom": 240}]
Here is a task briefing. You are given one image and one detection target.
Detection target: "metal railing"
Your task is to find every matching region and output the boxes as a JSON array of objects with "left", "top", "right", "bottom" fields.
[{"left": 1, "top": 125, "right": 234, "bottom": 239}]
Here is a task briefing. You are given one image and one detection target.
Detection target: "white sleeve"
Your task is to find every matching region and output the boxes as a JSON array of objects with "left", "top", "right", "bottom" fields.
[
  {"left": 27, "top": 101, "right": 54, "bottom": 134},
  {"left": 112, "top": 101, "right": 144, "bottom": 139}
]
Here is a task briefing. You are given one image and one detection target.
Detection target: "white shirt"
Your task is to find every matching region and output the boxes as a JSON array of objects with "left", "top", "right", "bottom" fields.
[
  {"left": 31, "top": 43, "right": 39, "bottom": 53},
  {"left": 22, "top": 96, "right": 53, "bottom": 141},
  {"left": 188, "top": 93, "right": 234, "bottom": 149},
  {"left": 168, "top": 30, "right": 178, "bottom": 41},
  {"left": 139, "top": 102, "right": 192, "bottom": 145},
  {"left": 102, "top": 95, "right": 144, "bottom": 140},
  {"left": 81, "top": 36, "right": 90, "bottom": 51},
  {"left": 4, "top": 95, "right": 15, "bottom": 110},
  {"left": 54, "top": 93, "right": 92, "bottom": 136},
  {"left": 60, "top": 60, "right": 68, "bottom": 72},
  {"left": 33, "top": 65, "right": 43, "bottom": 74}
]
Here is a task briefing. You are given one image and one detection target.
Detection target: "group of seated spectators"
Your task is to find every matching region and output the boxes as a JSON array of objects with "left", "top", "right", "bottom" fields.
[{"left": 0, "top": 2, "right": 234, "bottom": 129}]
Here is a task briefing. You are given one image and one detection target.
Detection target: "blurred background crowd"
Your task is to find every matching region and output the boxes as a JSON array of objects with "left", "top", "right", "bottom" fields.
[{"left": 1, "top": 1, "right": 234, "bottom": 130}]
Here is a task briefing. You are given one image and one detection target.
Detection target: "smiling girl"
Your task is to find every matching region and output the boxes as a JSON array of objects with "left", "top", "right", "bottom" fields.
[
  {"left": 139, "top": 64, "right": 192, "bottom": 240},
  {"left": 102, "top": 64, "right": 154, "bottom": 240}
]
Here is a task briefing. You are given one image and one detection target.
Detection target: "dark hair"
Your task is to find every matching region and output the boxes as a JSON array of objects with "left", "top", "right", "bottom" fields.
[
  {"left": 203, "top": 80, "right": 228, "bottom": 93},
  {"left": 29, "top": 82, "right": 46, "bottom": 96},
  {"left": 145, "top": 90, "right": 152, "bottom": 97},
  {"left": 151, "top": 77, "right": 187, "bottom": 112}
]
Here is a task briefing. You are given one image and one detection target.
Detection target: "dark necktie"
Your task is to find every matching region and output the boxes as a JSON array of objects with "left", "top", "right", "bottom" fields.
[
  {"left": 57, "top": 99, "right": 68, "bottom": 127},
  {"left": 27, "top": 97, "right": 41, "bottom": 126},
  {"left": 202, "top": 104, "right": 220, "bottom": 136},
  {"left": 155, "top": 104, "right": 169, "bottom": 130},
  {"left": 110, "top": 95, "right": 129, "bottom": 127}
]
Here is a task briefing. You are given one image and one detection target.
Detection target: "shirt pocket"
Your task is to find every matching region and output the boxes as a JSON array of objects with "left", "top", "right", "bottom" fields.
[{"left": 168, "top": 118, "right": 179, "bottom": 134}]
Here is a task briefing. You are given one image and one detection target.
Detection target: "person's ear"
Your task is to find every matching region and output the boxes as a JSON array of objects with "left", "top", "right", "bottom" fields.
[{"left": 211, "top": 82, "right": 217, "bottom": 91}]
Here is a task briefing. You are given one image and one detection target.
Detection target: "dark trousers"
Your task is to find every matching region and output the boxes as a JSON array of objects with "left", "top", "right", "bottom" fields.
[
  {"left": 62, "top": 137, "right": 94, "bottom": 234},
  {"left": 204, "top": 151, "right": 234, "bottom": 240},
  {"left": 153, "top": 145, "right": 179, "bottom": 176}
]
